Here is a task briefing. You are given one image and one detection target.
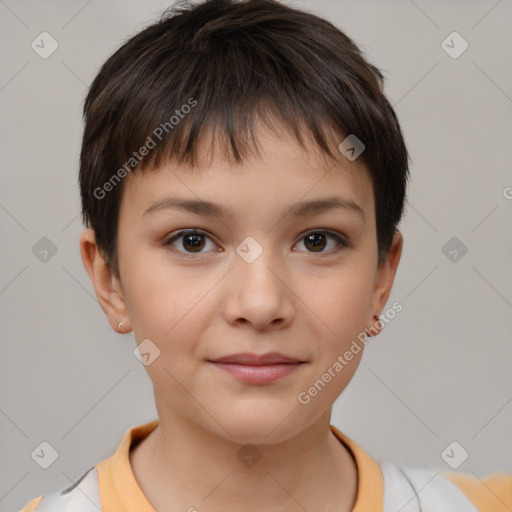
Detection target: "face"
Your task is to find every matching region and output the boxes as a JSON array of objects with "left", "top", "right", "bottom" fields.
[{"left": 82, "top": 126, "right": 402, "bottom": 445}]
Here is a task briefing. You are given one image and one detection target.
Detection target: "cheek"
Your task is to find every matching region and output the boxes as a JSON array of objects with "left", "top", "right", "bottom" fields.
[
  {"left": 305, "top": 263, "right": 376, "bottom": 376},
  {"left": 306, "top": 263, "right": 375, "bottom": 331},
  {"left": 121, "top": 248, "right": 211, "bottom": 341},
  {"left": 300, "top": 275, "right": 372, "bottom": 409}
]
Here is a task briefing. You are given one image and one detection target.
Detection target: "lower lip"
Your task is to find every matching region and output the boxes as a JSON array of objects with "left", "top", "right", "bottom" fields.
[{"left": 209, "top": 362, "right": 303, "bottom": 384}]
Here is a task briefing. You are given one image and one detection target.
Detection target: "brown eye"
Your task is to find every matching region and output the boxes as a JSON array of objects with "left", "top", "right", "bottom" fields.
[
  {"left": 304, "top": 233, "right": 327, "bottom": 252},
  {"left": 165, "top": 230, "right": 217, "bottom": 256},
  {"left": 181, "top": 233, "right": 205, "bottom": 252},
  {"left": 295, "top": 231, "right": 347, "bottom": 254}
]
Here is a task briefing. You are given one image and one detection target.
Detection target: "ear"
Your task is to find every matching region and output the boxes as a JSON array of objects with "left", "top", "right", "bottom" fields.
[
  {"left": 367, "top": 230, "right": 403, "bottom": 334},
  {"left": 79, "top": 228, "right": 131, "bottom": 334}
]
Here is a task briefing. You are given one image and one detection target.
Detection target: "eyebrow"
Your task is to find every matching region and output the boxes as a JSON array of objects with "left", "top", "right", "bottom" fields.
[{"left": 143, "top": 195, "right": 365, "bottom": 221}]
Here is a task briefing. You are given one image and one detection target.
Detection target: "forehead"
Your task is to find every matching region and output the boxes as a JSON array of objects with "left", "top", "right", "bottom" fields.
[{"left": 120, "top": 122, "right": 374, "bottom": 224}]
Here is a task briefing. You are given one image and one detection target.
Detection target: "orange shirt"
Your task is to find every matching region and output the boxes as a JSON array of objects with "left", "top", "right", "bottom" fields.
[{"left": 19, "top": 420, "right": 512, "bottom": 512}]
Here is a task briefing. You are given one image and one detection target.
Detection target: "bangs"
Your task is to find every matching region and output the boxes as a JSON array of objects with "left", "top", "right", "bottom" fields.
[{"left": 134, "top": 102, "right": 348, "bottom": 173}]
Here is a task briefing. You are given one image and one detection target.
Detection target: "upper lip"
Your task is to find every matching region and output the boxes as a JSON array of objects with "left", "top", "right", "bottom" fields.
[{"left": 208, "top": 352, "right": 303, "bottom": 365}]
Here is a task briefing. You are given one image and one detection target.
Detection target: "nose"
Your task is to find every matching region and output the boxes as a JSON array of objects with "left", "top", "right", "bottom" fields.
[{"left": 222, "top": 247, "right": 295, "bottom": 331}]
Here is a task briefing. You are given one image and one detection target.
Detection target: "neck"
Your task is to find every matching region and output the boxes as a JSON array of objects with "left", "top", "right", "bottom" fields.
[{"left": 130, "top": 392, "right": 358, "bottom": 512}]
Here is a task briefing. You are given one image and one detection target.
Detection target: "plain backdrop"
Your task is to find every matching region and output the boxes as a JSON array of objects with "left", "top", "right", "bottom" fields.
[{"left": 1, "top": 0, "right": 511, "bottom": 510}]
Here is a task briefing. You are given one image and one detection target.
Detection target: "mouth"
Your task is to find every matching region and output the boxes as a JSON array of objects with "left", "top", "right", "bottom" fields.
[{"left": 207, "top": 352, "right": 306, "bottom": 384}]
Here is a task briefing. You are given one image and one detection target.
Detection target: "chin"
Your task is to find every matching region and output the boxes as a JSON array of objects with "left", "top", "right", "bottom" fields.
[{"left": 209, "top": 411, "right": 305, "bottom": 446}]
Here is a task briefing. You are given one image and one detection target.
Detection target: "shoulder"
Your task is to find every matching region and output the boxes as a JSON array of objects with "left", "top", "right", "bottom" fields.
[
  {"left": 17, "top": 495, "right": 44, "bottom": 512},
  {"left": 380, "top": 462, "right": 512, "bottom": 512},
  {"left": 443, "top": 469, "right": 512, "bottom": 512},
  {"left": 16, "top": 466, "right": 102, "bottom": 512}
]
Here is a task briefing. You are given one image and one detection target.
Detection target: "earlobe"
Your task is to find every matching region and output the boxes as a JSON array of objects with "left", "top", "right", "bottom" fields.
[
  {"left": 365, "top": 314, "right": 382, "bottom": 337},
  {"left": 79, "top": 228, "right": 131, "bottom": 334}
]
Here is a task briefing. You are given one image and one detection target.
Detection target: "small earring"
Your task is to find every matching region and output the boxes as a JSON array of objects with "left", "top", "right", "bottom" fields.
[
  {"left": 118, "top": 322, "right": 123, "bottom": 332},
  {"left": 365, "top": 315, "right": 382, "bottom": 337}
]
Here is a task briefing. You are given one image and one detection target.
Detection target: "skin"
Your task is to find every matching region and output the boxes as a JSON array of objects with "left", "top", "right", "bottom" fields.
[{"left": 80, "top": 123, "right": 402, "bottom": 512}]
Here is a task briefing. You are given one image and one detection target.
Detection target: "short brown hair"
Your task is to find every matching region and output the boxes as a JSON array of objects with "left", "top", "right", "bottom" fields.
[{"left": 79, "top": 0, "right": 410, "bottom": 278}]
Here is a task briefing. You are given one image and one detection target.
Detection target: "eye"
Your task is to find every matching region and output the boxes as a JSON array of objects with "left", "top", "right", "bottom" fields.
[
  {"left": 294, "top": 230, "right": 348, "bottom": 254},
  {"left": 164, "top": 228, "right": 349, "bottom": 258},
  {"left": 164, "top": 229, "right": 218, "bottom": 256}
]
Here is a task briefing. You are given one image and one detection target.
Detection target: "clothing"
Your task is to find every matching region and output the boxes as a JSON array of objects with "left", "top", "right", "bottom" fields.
[{"left": 18, "top": 420, "right": 512, "bottom": 511}]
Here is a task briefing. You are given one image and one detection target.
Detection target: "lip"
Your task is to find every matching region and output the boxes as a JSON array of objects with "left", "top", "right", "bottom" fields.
[
  {"left": 207, "top": 352, "right": 305, "bottom": 384},
  {"left": 209, "top": 352, "right": 302, "bottom": 365}
]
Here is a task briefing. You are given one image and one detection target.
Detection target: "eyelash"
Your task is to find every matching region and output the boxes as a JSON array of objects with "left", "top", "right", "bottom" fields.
[{"left": 163, "top": 229, "right": 349, "bottom": 258}]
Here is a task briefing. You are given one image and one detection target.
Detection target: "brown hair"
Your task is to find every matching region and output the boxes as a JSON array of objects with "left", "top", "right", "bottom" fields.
[{"left": 79, "top": 0, "right": 410, "bottom": 278}]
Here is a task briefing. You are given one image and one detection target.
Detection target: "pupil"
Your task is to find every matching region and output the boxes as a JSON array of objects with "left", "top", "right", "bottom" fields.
[
  {"left": 184, "top": 234, "right": 204, "bottom": 252},
  {"left": 305, "top": 233, "right": 326, "bottom": 252}
]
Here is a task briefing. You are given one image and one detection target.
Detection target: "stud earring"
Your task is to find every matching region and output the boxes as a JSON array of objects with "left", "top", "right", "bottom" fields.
[
  {"left": 365, "top": 315, "right": 382, "bottom": 337},
  {"left": 118, "top": 322, "right": 123, "bottom": 332}
]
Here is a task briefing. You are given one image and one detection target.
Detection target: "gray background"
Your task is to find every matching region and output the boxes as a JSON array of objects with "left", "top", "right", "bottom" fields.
[{"left": 1, "top": 0, "right": 511, "bottom": 510}]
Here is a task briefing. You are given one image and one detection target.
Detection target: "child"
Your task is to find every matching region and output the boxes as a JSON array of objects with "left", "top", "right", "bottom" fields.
[{"left": 19, "top": 0, "right": 511, "bottom": 511}]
